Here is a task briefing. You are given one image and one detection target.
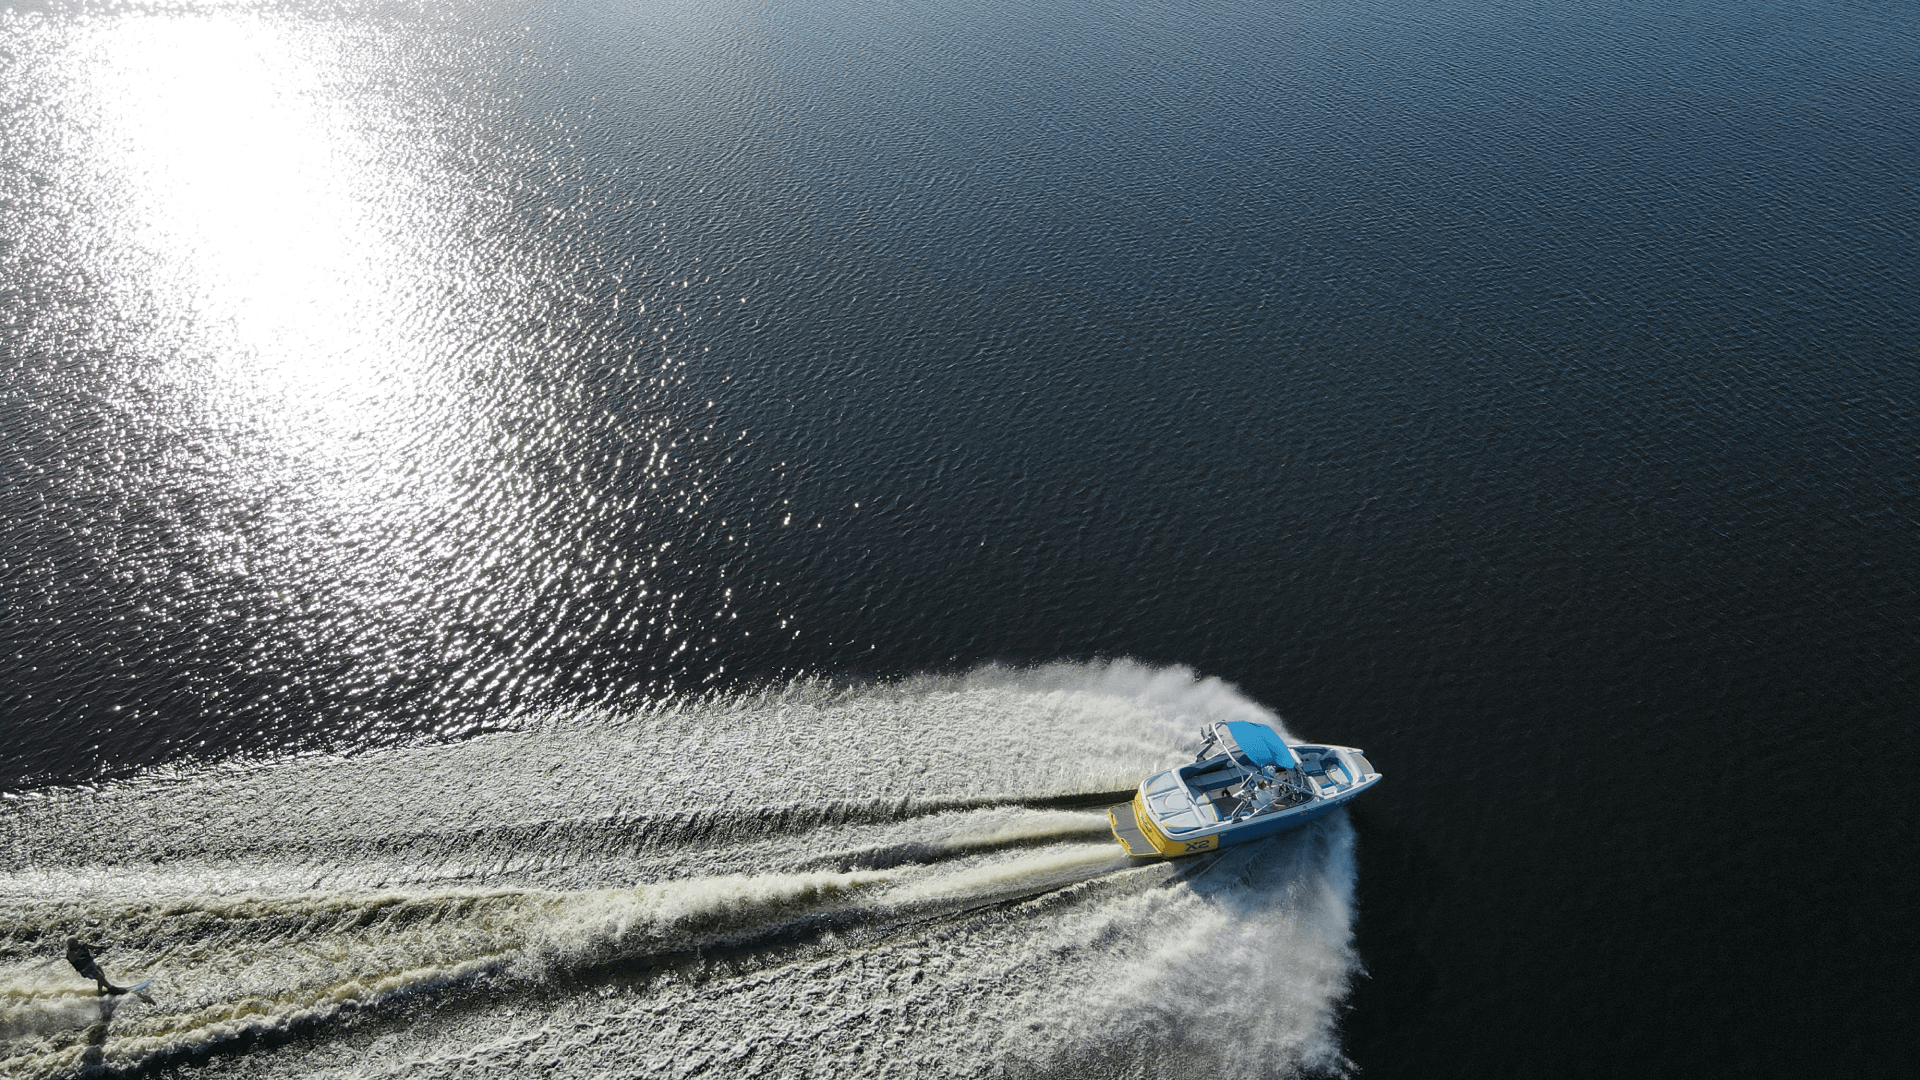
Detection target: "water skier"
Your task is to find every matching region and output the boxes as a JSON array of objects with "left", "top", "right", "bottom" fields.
[{"left": 66, "top": 936, "right": 125, "bottom": 995}]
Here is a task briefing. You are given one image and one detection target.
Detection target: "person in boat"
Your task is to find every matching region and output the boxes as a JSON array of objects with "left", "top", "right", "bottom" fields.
[{"left": 66, "top": 936, "right": 123, "bottom": 995}]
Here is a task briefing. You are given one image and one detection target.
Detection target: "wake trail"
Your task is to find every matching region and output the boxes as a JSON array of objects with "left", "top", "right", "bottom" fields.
[
  {"left": 231, "top": 788, "right": 1140, "bottom": 869},
  {"left": 1, "top": 660, "right": 1362, "bottom": 1079},
  {"left": 1, "top": 837, "right": 1143, "bottom": 1077}
]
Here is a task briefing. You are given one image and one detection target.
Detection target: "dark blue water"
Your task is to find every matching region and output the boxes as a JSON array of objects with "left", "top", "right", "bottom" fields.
[{"left": 3, "top": 0, "right": 1916, "bottom": 1075}]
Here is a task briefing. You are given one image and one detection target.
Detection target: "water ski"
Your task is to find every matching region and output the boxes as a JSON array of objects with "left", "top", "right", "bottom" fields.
[{"left": 111, "top": 979, "right": 152, "bottom": 995}]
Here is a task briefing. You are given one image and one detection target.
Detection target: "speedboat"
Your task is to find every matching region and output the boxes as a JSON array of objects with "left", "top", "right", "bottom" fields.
[{"left": 1108, "top": 719, "right": 1382, "bottom": 857}]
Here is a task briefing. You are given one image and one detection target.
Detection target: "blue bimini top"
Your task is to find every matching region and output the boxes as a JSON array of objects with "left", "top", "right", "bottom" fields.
[{"left": 1223, "top": 720, "right": 1299, "bottom": 771}]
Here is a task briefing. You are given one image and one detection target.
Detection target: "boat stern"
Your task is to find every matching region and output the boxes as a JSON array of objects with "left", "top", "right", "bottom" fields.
[
  {"left": 1108, "top": 786, "right": 1219, "bottom": 858},
  {"left": 1107, "top": 798, "right": 1159, "bottom": 857}
]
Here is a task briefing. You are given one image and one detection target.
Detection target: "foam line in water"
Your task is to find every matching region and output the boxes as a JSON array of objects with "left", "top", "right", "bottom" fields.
[
  {"left": 0, "top": 848, "right": 1133, "bottom": 1076},
  {"left": 0, "top": 661, "right": 1359, "bottom": 1078}
]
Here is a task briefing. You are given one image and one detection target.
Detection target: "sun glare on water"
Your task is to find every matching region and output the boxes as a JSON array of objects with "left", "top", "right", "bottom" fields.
[
  {"left": 70, "top": 13, "right": 475, "bottom": 468},
  {"left": 13, "top": 6, "right": 589, "bottom": 688}
]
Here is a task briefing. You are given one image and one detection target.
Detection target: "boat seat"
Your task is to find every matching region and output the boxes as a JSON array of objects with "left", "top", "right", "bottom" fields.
[
  {"left": 1188, "top": 768, "right": 1246, "bottom": 792},
  {"left": 1205, "top": 793, "right": 1245, "bottom": 820}
]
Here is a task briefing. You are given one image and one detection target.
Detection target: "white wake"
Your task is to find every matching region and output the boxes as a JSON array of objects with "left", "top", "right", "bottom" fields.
[{"left": 0, "top": 661, "right": 1360, "bottom": 1078}]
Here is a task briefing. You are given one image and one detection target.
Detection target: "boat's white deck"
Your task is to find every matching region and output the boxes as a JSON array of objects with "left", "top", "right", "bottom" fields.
[{"left": 1155, "top": 745, "right": 1367, "bottom": 833}]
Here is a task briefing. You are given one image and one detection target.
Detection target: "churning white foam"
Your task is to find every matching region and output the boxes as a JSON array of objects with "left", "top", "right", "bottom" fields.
[{"left": 0, "top": 661, "right": 1360, "bottom": 1078}]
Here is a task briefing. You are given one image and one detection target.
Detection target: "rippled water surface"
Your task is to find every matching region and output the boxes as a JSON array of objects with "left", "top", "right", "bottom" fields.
[{"left": 3, "top": 0, "right": 1916, "bottom": 1076}]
